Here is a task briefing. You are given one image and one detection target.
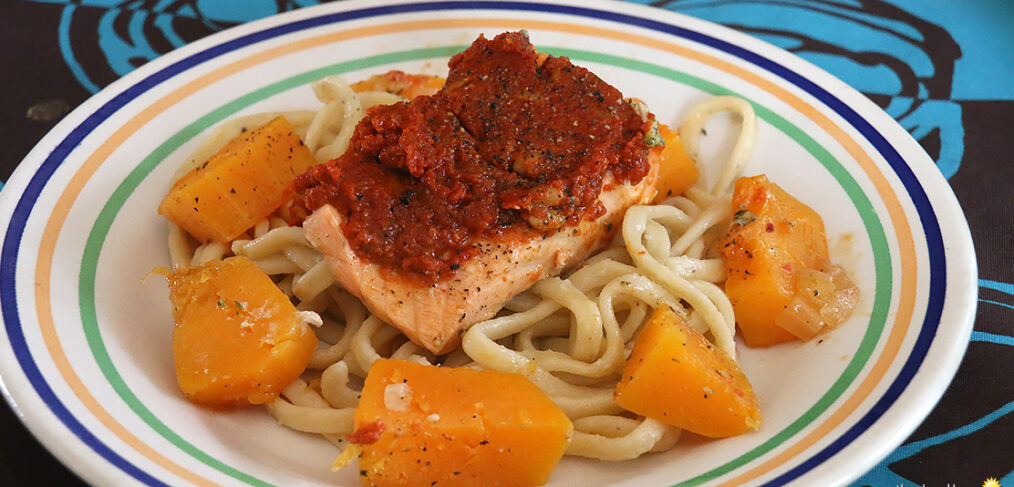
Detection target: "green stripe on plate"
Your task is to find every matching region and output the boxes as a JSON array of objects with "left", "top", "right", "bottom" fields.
[{"left": 79, "top": 45, "right": 891, "bottom": 487}]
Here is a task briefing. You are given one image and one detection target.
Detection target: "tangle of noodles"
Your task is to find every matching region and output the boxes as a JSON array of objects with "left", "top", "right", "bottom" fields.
[{"left": 166, "top": 74, "right": 756, "bottom": 461}]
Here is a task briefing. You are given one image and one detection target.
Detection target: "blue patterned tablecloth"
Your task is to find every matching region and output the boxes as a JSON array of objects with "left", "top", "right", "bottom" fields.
[{"left": 0, "top": 1, "right": 1010, "bottom": 485}]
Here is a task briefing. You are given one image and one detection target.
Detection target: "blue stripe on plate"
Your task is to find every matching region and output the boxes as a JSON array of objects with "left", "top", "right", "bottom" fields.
[
  {"left": 0, "top": 2, "right": 948, "bottom": 485},
  {"left": 1, "top": 126, "right": 171, "bottom": 486}
]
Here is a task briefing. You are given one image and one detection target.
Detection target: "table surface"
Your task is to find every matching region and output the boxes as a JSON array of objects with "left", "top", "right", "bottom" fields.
[{"left": 1, "top": 1, "right": 1011, "bottom": 486}]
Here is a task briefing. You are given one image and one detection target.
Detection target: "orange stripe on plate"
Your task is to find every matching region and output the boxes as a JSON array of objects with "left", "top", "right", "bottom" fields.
[{"left": 32, "top": 17, "right": 916, "bottom": 486}]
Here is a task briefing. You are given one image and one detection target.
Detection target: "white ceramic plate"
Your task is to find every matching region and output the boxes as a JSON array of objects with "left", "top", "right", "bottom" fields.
[{"left": 0, "top": 1, "right": 977, "bottom": 485}]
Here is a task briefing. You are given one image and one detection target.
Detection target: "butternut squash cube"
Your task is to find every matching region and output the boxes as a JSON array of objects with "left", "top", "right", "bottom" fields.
[
  {"left": 652, "top": 124, "right": 699, "bottom": 202},
  {"left": 158, "top": 116, "right": 317, "bottom": 243},
  {"left": 614, "top": 306, "right": 761, "bottom": 438},
  {"left": 350, "top": 70, "right": 445, "bottom": 99},
  {"left": 717, "top": 175, "right": 835, "bottom": 346},
  {"left": 165, "top": 256, "right": 317, "bottom": 408},
  {"left": 352, "top": 359, "right": 573, "bottom": 487}
]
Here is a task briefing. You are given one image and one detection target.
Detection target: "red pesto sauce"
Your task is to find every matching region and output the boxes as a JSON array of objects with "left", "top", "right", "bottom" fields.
[
  {"left": 295, "top": 32, "right": 651, "bottom": 283},
  {"left": 348, "top": 420, "right": 386, "bottom": 445}
]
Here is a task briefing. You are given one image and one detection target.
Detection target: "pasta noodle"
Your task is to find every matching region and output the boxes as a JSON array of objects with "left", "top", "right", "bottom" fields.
[{"left": 166, "top": 75, "right": 757, "bottom": 461}]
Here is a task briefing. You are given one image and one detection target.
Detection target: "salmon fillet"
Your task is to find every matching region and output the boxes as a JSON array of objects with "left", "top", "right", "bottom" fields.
[
  {"left": 304, "top": 168, "right": 658, "bottom": 354},
  {"left": 296, "top": 32, "right": 663, "bottom": 354}
]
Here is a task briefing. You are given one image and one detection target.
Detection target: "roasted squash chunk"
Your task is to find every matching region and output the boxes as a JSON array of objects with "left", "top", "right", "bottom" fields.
[
  {"left": 352, "top": 359, "right": 573, "bottom": 487},
  {"left": 717, "top": 175, "right": 857, "bottom": 346},
  {"left": 165, "top": 256, "right": 317, "bottom": 408},
  {"left": 158, "top": 116, "right": 317, "bottom": 243},
  {"left": 350, "top": 70, "right": 445, "bottom": 99},
  {"left": 652, "top": 124, "right": 699, "bottom": 202},
  {"left": 614, "top": 305, "right": 761, "bottom": 438}
]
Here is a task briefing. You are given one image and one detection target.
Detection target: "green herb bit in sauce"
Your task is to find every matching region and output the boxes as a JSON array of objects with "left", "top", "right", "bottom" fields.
[
  {"left": 732, "top": 209, "right": 756, "bottom": 226},
  {"left": 645, "top": 120, "right": 665, "bottom": 148}
]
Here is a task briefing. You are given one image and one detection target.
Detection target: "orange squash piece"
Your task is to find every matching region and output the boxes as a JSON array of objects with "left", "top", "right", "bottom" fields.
[
  {"left": 352, "top": 359, "right": 573, "bottom": 487},
  {"left": 165, "top": 256, "right": 317, "bottom": 408},
  {"left": 158, "top": 116, "right": 318, "bottom": 243},
  {"left": 350, "top": 70, "right": 445, "bottom": 100},
  {"left": 652, "top": 124, "right": 699, "bottom": 202},
  {"left": 614, "top": 306, "right": 761, "bottom": 438},
  {"left": 717, "top": 175, "right": 853, "bottom": 346}
]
